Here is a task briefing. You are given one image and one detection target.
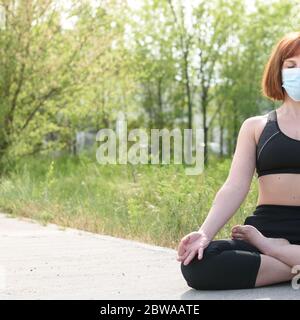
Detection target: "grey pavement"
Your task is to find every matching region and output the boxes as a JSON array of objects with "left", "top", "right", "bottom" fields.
[{"left": 0, "top": 212, "right": 298, "bottom": 300}]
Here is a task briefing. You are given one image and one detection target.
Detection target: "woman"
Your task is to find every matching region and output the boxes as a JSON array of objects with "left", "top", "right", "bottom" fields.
[{"left": 177, "top": 31, "right": 300, "bottom": 290}]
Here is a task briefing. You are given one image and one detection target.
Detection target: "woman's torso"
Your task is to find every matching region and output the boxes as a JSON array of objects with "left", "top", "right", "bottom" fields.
[{"left": 255, "top": 107, "right": 300, "bottom": 206}]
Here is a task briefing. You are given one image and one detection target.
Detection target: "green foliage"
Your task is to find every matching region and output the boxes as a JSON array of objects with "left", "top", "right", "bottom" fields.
[
  {"left": 0, "top": 0, "right": 298, "bottom": 169},
  {"left": 0, "top": 154, "right": 258, "bottom": 249},
  {"left": 0, "top": 0, "right": 297, "bottom": 248}
]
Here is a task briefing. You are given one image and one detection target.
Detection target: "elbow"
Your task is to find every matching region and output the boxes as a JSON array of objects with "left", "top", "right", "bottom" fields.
[{"left": 222, "top": 181, "right": 250, "bottom": 196}]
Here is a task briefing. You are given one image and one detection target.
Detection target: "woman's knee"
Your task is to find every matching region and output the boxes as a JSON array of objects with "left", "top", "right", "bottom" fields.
[
  {"left": 180, "top": 253, "right": 218, "bottom": 290},
  {"left": 180, "top": 241, "right": 225, "bottom": 290},
  {"left": 180, "top": 247, "right": 261, "bottom": 290}
]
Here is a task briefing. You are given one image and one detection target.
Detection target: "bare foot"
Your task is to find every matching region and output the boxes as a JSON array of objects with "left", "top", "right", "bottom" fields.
[{"left": 231, "top": 225, "right": 290, "bottom": 256}]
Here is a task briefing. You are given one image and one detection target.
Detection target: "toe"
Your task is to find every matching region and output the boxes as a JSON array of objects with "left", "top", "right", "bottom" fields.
[
  {"left": 231, "top": 224, "right": 242, "bottom": 232},
  {"left": 233, "top": 225, "right": 244, "bottom": 233},
  {"left": 232, "top": 232, "right": 244, "bottom": 239}
]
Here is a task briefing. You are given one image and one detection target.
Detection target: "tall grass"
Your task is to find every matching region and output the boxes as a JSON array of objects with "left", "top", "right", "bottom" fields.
[{"left": 0, "top": 153, "right": 258, "bottom": 250}]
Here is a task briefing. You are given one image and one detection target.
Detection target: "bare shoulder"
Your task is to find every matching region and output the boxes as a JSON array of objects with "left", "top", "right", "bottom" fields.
[{"left": 240, "top": 114, "right": 268, "bottom": 145}]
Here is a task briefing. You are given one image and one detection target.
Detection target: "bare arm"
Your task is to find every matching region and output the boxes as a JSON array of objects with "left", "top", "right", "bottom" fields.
[{"left": 198, "top": 117, "right": 258, "bottom": 240}]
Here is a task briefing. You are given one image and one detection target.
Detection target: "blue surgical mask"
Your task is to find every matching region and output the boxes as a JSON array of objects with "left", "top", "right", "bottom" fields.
[{"left": 282, "top": 67, "right": 300, "bottom": 101}]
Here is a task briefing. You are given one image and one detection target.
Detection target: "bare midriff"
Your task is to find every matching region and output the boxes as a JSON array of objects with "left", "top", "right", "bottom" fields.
[{"left": 257, "top": 173, "right": 300, "bottom": 206}]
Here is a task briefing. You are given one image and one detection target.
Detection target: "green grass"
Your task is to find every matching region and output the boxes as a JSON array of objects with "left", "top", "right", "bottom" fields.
[{"left": 0, "top": 152, "right": 259, "bottom": 250}]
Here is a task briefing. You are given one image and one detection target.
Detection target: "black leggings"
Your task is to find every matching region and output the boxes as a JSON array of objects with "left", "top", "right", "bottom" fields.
[
  {"left": 180, "top": 204, "right": 300, "bottom": 290},
  {"left": 180, "top": 239, "right": 262, "bottom": 290}
]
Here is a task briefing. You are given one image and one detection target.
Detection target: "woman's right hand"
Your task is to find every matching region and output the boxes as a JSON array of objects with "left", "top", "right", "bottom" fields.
[{"left": 176, "top": 230, "right": 211, "bottom": 266}]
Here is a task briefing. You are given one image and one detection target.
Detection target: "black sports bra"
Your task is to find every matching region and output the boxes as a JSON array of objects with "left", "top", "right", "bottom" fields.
[{"left": 256, "top": 109, "right": 300, "bottom": 177}]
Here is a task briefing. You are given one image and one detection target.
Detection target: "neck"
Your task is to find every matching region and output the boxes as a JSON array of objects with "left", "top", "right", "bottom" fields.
[{"left": 280, "top": 98, "right": 300, "bottom": 117}]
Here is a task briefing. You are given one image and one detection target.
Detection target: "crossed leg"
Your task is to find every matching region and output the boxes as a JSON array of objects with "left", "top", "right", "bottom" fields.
[
  {"left": 231, "top": 224, "right": 295, "bottom": 287},
  {"left": 180, "top": 237, "right": 294, "bottom": 290},
  {"left": 255, "top": 254, "right": 293, "bottom": 287}
]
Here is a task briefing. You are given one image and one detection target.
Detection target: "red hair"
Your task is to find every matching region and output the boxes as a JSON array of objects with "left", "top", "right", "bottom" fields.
[{"left": 261, "top": 31, "right": 300, "bottom": 101}]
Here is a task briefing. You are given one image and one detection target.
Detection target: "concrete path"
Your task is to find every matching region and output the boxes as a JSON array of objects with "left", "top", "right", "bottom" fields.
[{"left": 0, "top": 212, "right": 298, "bottom": 300}]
